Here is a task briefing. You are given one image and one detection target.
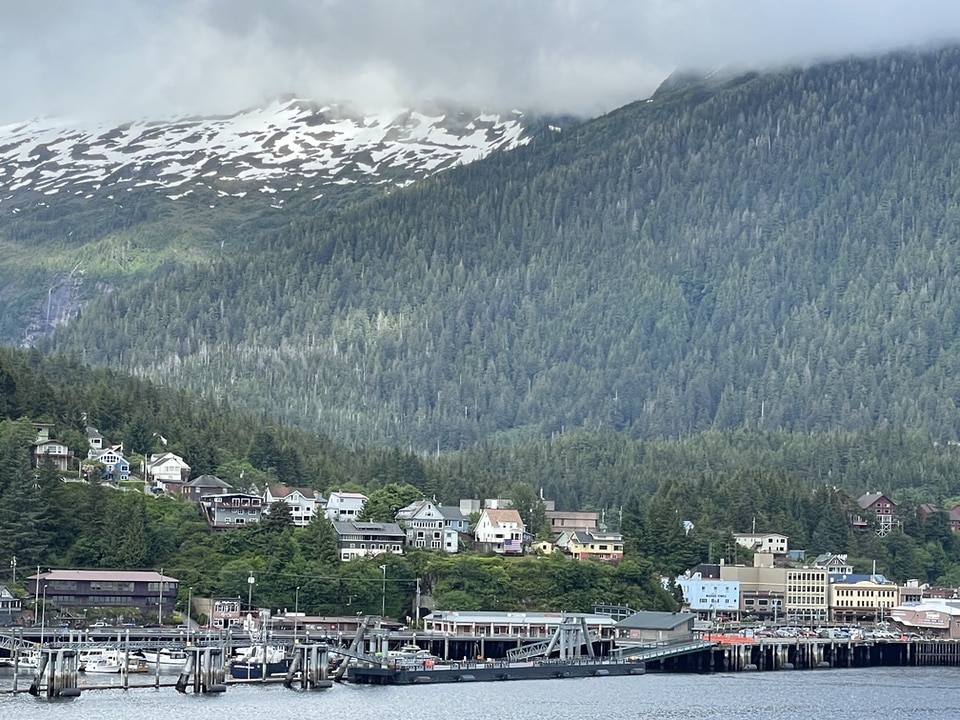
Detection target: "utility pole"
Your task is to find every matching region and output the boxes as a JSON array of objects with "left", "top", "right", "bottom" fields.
[
  {"left": 379, "top": 565, "right": 387, "bottom": 618},
  {"left": 415, "top": 577, "right": 421, "bottom": 627}
]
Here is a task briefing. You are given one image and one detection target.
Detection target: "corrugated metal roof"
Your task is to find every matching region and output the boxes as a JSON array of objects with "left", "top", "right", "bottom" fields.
[{"left": 30, "top": 569, "right": 178, "bottom": 582}]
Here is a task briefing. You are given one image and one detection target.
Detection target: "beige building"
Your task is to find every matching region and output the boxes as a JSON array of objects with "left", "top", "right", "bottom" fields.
[
  {"left": 720, "top": 564, "right": 828, "bottom": 623},
  {"left": 829, "top": 577, "right": 900, "bottom": 624}
]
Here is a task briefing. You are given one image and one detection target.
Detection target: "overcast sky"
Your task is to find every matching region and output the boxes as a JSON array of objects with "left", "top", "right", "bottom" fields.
[{"left": 4, "top": 0, "right": 960, "bottom": 124}]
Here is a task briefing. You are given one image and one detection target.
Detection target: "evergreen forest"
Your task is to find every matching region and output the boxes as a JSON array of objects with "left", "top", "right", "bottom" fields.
[
  {"left": 3, "top": 347, "right": 960, "bottom": 620},
  {"left": 19, "top": 46, "right": 960, "bottom": 452}
]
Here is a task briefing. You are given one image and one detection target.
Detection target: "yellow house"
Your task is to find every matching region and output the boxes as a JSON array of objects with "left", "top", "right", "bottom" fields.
[{"left": 559, "top": 530, "right": 624, "bottom": 564}]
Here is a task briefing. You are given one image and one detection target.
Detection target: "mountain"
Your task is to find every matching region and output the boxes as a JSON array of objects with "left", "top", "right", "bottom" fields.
[
  {"left": 20, "top": 45, "right": 960, "bottom": 451},
  {"left": 0, "top": 99, "right": 569, "bottom": 344},
  {"left": 0, "top": 97, "right": 546, "bottom": 210}
]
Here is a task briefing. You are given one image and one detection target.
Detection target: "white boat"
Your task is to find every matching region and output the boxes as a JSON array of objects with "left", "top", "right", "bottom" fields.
[
  {"left": 80, "top": 648, "right": 148, "bottom": 674},
  {"left": 135, "top": 648, "right": 189, "bottom": 667}
]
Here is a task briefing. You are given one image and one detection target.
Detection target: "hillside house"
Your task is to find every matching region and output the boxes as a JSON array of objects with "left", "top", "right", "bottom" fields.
[
  {"left": 556, "top": 529, "right": 624, "bottom": 563},
  {"left": 146, "top": 452, "right": 191, "bottom": 493},
  {"left": 396, "top": 499, "right": 461, "bottom": 552},
  {"left": 331, "top": 521, "right": 405, "bottom": 560},
  {"left": 325, "top": 491, "right": 367, "bottom": 522},
  {"left": 813, "top": 553, "right": 854, "bottom": 574},
  {"left": 264, "top": 485, "right": 325, "bottom": 527},
  {"left": 855, "top": 492, "right": 898, "bottom": 535},
  {"left": 474, "top": 508, "right": 525, "bottom": 555},
  {"left": 733, "top": 532, "right": 789, "bottom": 556},
  {"left": 181, "top": 474, "right": 232, "bottom": 502},
  {"left": 0, "top": 585, "right": 22, "bottom": 625},
  {"left": 31, "top": 423, "right": 73, "bottom": 472},
  {"left": 201, "top": 492, "right": 264, "bottom": 529}
]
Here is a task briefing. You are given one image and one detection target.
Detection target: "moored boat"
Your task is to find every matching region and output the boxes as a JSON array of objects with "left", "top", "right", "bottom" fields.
[{"left": 229, "top": 645, "right": 290, "bottom": 680}]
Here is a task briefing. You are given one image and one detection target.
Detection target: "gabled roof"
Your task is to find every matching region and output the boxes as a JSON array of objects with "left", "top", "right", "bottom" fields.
[
  {"left": 186, "top": 474, "right": 232, "bottom": 489},
  {"left": 481, "top": 508, "right": 524, "bottom": 528},
  {"left": 147, "top": 452, "right": 190, "bottom": 469},
  {"left": 858, "top": 492, "right": 894, "bottom": 509},
  {"left": 437, "top": 505, "right": 468, "bottom": 522},
  {"left": 328, "top": 491, "right": 367, "bottom": 500},
  {"left": 570, "top": 529, "right": 623, "bottom": 543},
  {"left": 267, "top": 485, "right": 321, "bottom": 500},
  {"left": 616, "top": 611, "right": 696, "bottom": 630}
]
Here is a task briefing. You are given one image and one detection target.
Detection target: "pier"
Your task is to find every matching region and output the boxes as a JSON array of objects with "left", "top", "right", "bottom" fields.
[{"left": 5, "top": 625, "right": 960, "bottom": 694}]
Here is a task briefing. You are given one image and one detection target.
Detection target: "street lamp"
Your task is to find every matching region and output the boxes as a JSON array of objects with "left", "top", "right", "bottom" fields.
[
  {"left": 247, "top": 574, "right": 255, "bottom": 614},
  {"left": 379, "top": 565, "right": 387, "bottom": 618},
  {"left": 294, "top": 586, "right": 300, "bottom": 644},
  {"left": 186, "top": 587, "right": 193, "bottom": 633}
]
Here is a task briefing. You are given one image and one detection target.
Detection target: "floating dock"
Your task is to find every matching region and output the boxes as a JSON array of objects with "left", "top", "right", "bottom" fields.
[{"left": 348, "top": 657, "right": 646, "bottom": 684}]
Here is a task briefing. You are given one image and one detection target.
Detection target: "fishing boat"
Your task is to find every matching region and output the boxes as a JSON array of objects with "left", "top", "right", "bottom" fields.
[{"left": 228, "top": 645, "right": 290, "bottom": 680}]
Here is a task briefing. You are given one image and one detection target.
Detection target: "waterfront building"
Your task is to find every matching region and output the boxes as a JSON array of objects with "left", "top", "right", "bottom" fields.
[
  {"left": 889, "top": 599, "right": 960, "bottom": 638},
  {"left": 719, "top": 562, "right": 828, "bottom": 623},
  {"left": 676, "top": 574, "right": 740, "bottom": 621},
  {"left": 422, "top": 610, "right": 618, "bottom": 639},
  {"left": 28, "top": 569, "right": 178, "bottom": 617},
  {"left": 615, "top": 611, "right": 697, "bottom": 642},
  {"left": 0, "top": 585, "right": 22, "bottom": 625},
  {"left": 828, "top": 573, "right": 899, "bottom": 624}
]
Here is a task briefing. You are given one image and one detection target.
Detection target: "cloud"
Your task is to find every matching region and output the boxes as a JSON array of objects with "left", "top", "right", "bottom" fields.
[{"left": 3, "top": 0, "right": 960, "bottom": 124}]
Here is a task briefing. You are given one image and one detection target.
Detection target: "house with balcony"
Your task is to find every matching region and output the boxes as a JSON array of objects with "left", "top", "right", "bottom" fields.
[
  {"left": 31, "top": 423, "right": 73, "bottom": 472},
  {"left": 200, "top": 492, "right": 264, "bottom": 529},
  {"left": 325, "top": 491, "right": 367, "bottom": 522},
  {"left": 556, "top": 529, "right": 624, "bottom": 563},
  {"left": 854, "top": 492, "right": 898, "bottom": 535},
  {"left": 396, "top": 499, "right": 461, "bottom": 552},
  {"left": 331, "top": 521, "right": 405, "bottom": 561},
  {"left": 264, "top": 485, "right": 325, "bottom": 527},
  {"left": 146, "top": 452, "right": 191, "bottom": 493},
  {"left": 474, "top": 508, "right": 526, "bottom": 555}
]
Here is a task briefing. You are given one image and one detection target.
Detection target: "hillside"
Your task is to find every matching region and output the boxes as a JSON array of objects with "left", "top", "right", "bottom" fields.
[
  {"left": 0, "top": 99, "right": 564, "bottom": 344},
  {"left": 30, "top": 45, "right": 960, "bottom": 450}
]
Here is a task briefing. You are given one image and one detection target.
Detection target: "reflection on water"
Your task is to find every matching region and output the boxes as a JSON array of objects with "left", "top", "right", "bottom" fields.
[{"left": 2, "top": 667, "right": 960, "bottom": 720}]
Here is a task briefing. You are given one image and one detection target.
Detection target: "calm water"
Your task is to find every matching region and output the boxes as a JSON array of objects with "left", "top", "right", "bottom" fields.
[{"left": 1, "top": 667, "right": 958, "bottom": 719}]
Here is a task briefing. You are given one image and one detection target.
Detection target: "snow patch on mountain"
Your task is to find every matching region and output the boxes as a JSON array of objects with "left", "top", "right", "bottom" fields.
[{"left": 0, "top": 98, "right": 538, "bottom": 209}]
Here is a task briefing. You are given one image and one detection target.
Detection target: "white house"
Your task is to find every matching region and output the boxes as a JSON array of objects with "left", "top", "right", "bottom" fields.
[
  {"left": 733, "top": 532, "right": 789, "bottom": 556},
  {"left": 474, "top": 508, "right": 525, "bottom": 554},
  {"left": 325, "top": 491, "right": 367, "bottom": 522},
  {"left": 146, "top": 452, "right": 191, "bottom": 492},
  {"left": 676, "top": 574, "right": 740, "bottom": 619},
  {"left": 264, "top": 485, "right": 325, "bottom": 527}
]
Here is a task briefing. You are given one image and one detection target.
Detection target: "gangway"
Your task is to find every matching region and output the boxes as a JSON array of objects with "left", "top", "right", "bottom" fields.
[{"left": 507, "top": 615, "right": 598, "bottom": 662}]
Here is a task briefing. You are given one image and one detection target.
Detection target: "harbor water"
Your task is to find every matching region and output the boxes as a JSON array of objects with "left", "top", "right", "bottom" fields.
[{"left": 1, "top": 666, "right": 958, "bottom": 719}]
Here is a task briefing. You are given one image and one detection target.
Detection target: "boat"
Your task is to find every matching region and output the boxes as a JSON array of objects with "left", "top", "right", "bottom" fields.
[
  {"left": 80, "top": 648, "right": 148, "bottom": 674},
  {"left": 228, "top": 645, "right": 290, "bottom": 680},
  {"left": 387, "top": 644, "right": 439, "bottom": 661},
  {"left": 134, "top": 647, "right": 189, "bottom": 668}
]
